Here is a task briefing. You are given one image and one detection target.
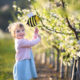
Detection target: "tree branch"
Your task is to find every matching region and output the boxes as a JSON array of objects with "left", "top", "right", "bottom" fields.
[
  {"left": 61, "top": 0, "right": 79, "bottom": 40},
  {"left": 36, "top": 10, "right": 73, "bottom": 35},
  {"left": 66, "top": 17, "right": 76, "bottom": 32}
]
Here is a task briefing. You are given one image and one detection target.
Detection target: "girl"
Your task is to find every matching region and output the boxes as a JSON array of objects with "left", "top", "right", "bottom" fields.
[{"left": 8, "top": 22, "right": 41, "bottom": 80}]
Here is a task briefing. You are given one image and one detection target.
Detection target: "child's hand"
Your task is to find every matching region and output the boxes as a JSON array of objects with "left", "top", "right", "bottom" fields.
[
  {"left": 38, "top": 34, "right": 41, "bottom": 40},
  {"left": 34, "top": 27, "right": 39, "bottom": 34},
  {"left": 34, "top": 27, "right": 39, "bottom": 39}
]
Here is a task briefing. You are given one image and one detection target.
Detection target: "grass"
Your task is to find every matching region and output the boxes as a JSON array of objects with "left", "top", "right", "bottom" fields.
[{"left": 0, "top": 39, "right": 15, "bottom": 80}]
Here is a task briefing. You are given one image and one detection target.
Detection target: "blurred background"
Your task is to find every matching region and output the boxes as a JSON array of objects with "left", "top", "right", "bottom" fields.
[
  {"left": 0, "top": 0, "right": 31, "bottom": 32},
  {"left": 0, "top": 0, "right": 80, "bottom": 80}
]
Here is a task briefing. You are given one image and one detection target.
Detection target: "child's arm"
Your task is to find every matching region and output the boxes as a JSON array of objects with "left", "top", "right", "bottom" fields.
[
  {"left": 18, "top": 27, "right": 41, "bottom": 48},
  {"left": 18, "top": 35, "right": 41, "bottom": 48}
]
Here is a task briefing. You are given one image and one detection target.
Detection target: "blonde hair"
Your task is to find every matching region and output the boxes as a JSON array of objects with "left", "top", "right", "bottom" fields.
[{"left": 8, "top": 22, "right": 24, "bottom": 37}]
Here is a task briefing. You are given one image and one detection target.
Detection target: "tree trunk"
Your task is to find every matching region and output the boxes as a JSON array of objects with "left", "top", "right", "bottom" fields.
[
  {"left": 45, "top": 52, "right": 47, "bottom": 64},
  {"left": 52, "top": 52, "right": 55, "bottom": 68},
  {"left": 76, "top": 57, "right": 80, "bottom": 80},
  {"left": 65, "top": 64, "right": 68, "bottom": 78},
  {"left": 55, "top": 52, "right": 60, "bottom": 72},
  {"left": 52, "top": 45, "right": 60, "bottom": 72},
  {"left": 69, "top": 61, "right": 73, "bottom": 79},
  {"left": 71, "top": 59, "right": 77, "bottom": 80},
  {"left": 60, "top": 56, "right": 64, "bottom": 79}
]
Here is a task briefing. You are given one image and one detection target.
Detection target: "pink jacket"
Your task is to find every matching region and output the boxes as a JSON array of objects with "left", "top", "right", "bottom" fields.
[{"left": 15, "top": 37, "right": 41, "bottom": 62}]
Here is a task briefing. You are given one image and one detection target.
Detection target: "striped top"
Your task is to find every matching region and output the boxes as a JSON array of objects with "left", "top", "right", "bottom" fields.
[{"left": 15, "top": 37, "right": 41, "bottom": 62}]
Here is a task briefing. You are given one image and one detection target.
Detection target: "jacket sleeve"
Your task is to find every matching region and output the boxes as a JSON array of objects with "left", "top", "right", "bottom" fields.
[{"left": 18, "top": 37, "right": 41, "bottom": 48}]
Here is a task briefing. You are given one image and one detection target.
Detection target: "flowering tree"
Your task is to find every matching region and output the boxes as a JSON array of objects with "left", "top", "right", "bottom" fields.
[{"left": 13, "top": 0, "right": 80, "bottom": 80}]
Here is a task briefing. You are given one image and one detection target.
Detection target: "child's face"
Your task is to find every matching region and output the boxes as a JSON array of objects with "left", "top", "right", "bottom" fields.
[{"left": 14, "top": 27, "right": 25, "bottom": 39}]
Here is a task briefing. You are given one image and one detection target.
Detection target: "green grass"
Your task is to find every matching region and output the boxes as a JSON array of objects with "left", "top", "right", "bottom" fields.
[{"left": 0, "top": 39, "right": 15, "bottom": 80}]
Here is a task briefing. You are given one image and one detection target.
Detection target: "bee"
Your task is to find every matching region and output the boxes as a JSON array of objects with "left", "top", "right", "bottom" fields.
[{"left": 27, "top": 13, "right": 40, "bottom": 27}]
